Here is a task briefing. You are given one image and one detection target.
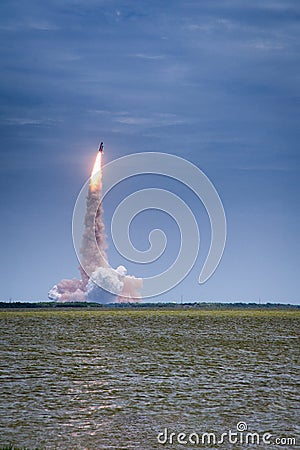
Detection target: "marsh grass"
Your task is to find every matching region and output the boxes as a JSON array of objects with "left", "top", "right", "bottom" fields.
[
  {"left": 0, "top": 307, "right": 299, "bottom": 319},
  {"left": 0, "top": 446, "right": 40, "bottom": 450}
]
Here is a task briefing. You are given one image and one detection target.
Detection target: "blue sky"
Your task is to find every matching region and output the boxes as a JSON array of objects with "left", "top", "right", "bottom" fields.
[{"left": 0, "top": 0, "right": 299, "bottom": 303}]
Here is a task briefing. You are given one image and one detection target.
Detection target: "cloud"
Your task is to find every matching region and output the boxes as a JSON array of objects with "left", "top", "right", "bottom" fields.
[
  {"left": 183, "top": 18, "right": 235, "bottom": 34},
  {"left": 132, "top": 53, "right": 165, "bottom": 60},
  {"left": 115, "top": 113, "right": 185, "bottom": 128},
  {"left": 3, "top": 118, "right": 61, "bottom": 127},
  {"left": 116, "top": 117, "right": 151, "bottom": 125},
  {"left": 0, "top": 19, "right": 59, "bottom": 32},
  {"left": 248, "top": 40, "right": 285, "bottom": 51}
]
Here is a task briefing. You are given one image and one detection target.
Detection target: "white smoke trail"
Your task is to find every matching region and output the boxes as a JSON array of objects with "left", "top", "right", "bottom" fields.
[
  {"left": 48, "top": 151, "right": 143, "bottom": 303},
  {"left": 79, "top": 161, "right": 109, "bottom": 288}
]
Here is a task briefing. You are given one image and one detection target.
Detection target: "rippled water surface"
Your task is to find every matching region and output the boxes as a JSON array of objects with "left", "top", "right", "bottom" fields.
[{"left": 0, "top": 309, "right": 299, "bottom": 449}]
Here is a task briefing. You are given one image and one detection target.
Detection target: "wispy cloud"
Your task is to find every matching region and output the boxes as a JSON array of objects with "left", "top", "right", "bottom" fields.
[
  {"left": 237, "top": 164, "right": 295, "bottom": 172},
  {"left": 115, "top": 113, "right": 185, "bottom": 128},
  {"left": 3, "top": 118, "right": 61, "bottom": 127},
  {"left": 132, "top": 53, "right": 165, "bottom": 60},
  {"left": 184, "top": 18, "right": 235, "bottom": 33},
  {"left": 116, "top": 116, "right": 151, "bottom": 125},
  {"left": 0, "top": 20, "right": 59, "bottom": 32},
  {"left": 248, "top": 40, "right": 285, "bottom": 51}
]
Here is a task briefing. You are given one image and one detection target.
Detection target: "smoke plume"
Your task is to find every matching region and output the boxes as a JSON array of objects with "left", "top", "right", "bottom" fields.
[{"left": 48, "top": 151, "right": 143, "bottom": 303}]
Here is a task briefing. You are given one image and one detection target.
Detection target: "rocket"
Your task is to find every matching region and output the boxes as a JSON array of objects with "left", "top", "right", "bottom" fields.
[{"left": 99, "top": 142, "right": 104, "bottom": 153}]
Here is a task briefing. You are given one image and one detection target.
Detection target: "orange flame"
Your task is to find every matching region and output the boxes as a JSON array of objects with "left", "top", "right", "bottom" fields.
[{"left": 90, "top": 152, "right": 102, "bottom": 192}]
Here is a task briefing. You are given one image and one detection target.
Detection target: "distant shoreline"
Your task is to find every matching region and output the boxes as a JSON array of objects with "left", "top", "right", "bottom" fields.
[{"left": 0, "top": 301, "right": 298, "bottom": 310}]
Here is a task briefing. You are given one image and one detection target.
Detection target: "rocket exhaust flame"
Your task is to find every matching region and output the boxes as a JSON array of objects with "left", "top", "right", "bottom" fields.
[
  {"left": 90, "top": 151, "right": 102, "bottom": 192},
  {"left": 48, "top": 148, "right": 143, "bottom": 304}
]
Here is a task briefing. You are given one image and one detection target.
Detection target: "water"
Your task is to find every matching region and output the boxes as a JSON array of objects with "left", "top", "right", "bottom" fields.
[{"left": 0, "top": 309, "right": 299, "bottom": 449}]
